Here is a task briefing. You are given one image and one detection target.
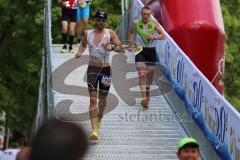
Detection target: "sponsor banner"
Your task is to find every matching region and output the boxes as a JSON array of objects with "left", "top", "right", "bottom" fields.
[
  {"left": 123, "top": 0, "right": 240, "bottom": 159},
  {"left": 157, "top": 39, "right": 240, "bottom": 159}
]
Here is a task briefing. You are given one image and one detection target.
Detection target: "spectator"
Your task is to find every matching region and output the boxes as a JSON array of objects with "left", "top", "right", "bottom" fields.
[
  {"left": 0, "top": 150, "right": 3, "bottom": 157},
  {"left": 16, "top": 147, "right": 31, "bottom": 160},
  {"left": 76, "top": 0, "right": 93, "bottom": 43},
  {"left": 0, "top": 148, "right": 20, "bottom": 160},
  {"left": 30, "top": 119, "right": 88, "bottom": 160},
  {"left": 59, "top": 0, "right": 78, "bottom": 53},
  {"left": 177, "top": 137, "right": 200, "bottom": 160}
]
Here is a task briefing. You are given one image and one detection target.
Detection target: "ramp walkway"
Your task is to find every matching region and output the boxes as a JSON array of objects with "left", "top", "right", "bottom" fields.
[
  {"left": 36, "top": 0, "right": 230, "bottom": 159},
  {"left": 50, "top": 44, "right": 188, "bottom": 159}
]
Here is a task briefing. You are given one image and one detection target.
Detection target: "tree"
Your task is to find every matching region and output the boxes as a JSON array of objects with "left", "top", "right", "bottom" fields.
[
  {"left": 51, "top": 0, "right": 122, "bottom": 43},
  {"left": 220, "top": 0, "right": 240, "bottom": 111},
  {"left": 0, "top": 0, "right": 43, "bottom": 144},
  {"left": 0, "top": 0, "right": 122, "bottom": 145}
]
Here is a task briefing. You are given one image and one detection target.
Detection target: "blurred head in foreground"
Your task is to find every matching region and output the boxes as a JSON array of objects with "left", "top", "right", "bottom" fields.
[{"left": 30, "top": 119, "right": 88, "bottom": 160}]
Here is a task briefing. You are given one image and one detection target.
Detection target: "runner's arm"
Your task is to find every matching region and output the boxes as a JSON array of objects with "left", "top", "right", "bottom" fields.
[
  {"left": 109, "top": 30, "right": 122, "bottom": 53},
  {"left": 75, "top": 31, "right": 88, "bottom": 59},
  {"left": 154, "top": 20, "right": 164, "bottom": 40},
  {"left": 128, "top": 20, "right": 137, "bottom": 45}
]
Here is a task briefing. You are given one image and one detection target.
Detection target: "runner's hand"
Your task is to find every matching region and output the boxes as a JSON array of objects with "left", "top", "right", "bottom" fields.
[
  {"left": 75, "top": 52, "right": 82, "bottom": 59},
  {"left": 127, "top": 43, "right": 134, "bottom": 52},
  {"left": 102, "top": 43, "right": 113, "bottom": 51}
]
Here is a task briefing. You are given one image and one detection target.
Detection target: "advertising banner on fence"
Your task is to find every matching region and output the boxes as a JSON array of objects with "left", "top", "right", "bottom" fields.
[{"left": 157, "top": 39, "right": 240, "bottom": 159}]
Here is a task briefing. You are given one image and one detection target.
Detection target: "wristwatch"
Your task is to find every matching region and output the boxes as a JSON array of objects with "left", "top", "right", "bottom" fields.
[{"left": 110, "top": 44, "right": 116, "bottom": 50}]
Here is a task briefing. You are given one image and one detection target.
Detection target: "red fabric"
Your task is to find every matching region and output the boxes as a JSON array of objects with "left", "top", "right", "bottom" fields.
[
  {"left": 159, "top": 0, "right": 225, "bottom": 94},
  {"left": 61, "top": 0, "right": 78, "bottom": 9}
]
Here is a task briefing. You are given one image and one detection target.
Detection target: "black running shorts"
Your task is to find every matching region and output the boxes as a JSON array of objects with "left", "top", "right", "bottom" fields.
[
  {"left": 61, "top": 8, "right": 77, "bottom": 22},
  {"left": 135, "top": 47, "right": 157, "bottom": 66},
  {"left": 87, "top": 66, "right": 112, "bottom": 96}
]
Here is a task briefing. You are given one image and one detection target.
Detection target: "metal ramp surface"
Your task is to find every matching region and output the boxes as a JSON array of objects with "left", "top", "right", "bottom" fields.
[{"left": 50, "top": 44, "right": 189, "bottom": 160}]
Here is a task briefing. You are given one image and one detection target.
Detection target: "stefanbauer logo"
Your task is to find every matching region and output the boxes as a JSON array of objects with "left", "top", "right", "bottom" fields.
[
  {"left": 49, "top": 56, "right": 119, "bottom": 122},
  {"left": 50, "top": 54, "right": 172, "bottom": 122}
]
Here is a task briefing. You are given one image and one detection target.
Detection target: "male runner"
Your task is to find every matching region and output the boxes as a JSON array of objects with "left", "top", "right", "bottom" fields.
[
  {"left": 128, "top": 6, "right": 164, "bottom": 108},
  {"left": 75, "top": 10, "right": 122, "bottom": 140}
]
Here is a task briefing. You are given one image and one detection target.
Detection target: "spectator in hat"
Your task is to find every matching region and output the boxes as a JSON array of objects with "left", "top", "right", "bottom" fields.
[{"left": 177, "top": 137, "right": 200, "bottom": 160}]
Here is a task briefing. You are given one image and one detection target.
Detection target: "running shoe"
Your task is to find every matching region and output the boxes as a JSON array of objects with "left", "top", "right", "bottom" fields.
[
  {"left": 141, "top": 98, "right": 149, "bottom": 108},
  {"left": 69, "top": 46, "right": 74, "bottom": 53},
  {"left": 60, "top": 44, "right": 67, "bottom": 53},
  {"left": 89, "top": 129, "right": 99, "bottom": 141}
]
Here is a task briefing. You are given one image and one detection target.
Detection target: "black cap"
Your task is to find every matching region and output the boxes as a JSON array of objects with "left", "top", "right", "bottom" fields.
[{"left": 94, "top": 10, "right": 108, "bottom": 19}]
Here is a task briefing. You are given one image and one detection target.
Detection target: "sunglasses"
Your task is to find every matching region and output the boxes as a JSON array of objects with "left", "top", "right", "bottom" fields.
[{"left": 96, "top": 19, "right": 106, "bottom": 22}]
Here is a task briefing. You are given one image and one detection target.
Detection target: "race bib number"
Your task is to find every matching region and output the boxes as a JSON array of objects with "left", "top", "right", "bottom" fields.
[{"left": 101, "top": 76, "right": 111, "bottom": 86}]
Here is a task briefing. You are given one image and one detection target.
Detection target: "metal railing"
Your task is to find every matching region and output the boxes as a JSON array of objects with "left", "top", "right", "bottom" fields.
[{"left": 35, "top": 0, "right": 54, "bottom": 133}]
